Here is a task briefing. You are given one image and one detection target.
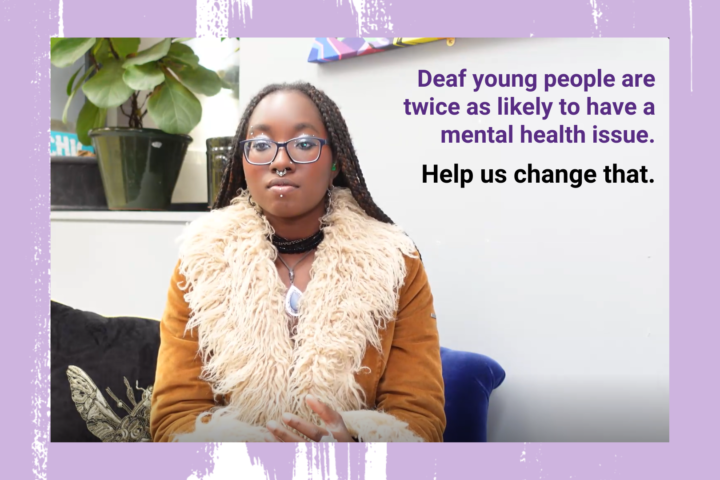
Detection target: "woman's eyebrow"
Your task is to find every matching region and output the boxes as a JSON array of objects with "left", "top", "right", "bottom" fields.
[
  {"left": 249, "top": 124, "right": 272, "bottom": 132},
  {"left": 294, "top": 123, "right": 320, "bottom": 133}
]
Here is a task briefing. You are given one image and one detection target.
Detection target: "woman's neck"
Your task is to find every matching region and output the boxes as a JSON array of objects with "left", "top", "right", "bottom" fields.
[{"left": 264, "top": 201, "right": 326, "bottom": 240}]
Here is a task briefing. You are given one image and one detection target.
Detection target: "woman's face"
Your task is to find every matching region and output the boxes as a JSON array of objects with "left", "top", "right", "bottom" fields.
[{"left": 242, "top": 90, "right": 337, "bottom": 220}]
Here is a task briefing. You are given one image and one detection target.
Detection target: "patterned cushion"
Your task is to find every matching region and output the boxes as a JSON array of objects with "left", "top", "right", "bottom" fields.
[{"left": 51, "top": 301, "right": 159, "bottom": 442}]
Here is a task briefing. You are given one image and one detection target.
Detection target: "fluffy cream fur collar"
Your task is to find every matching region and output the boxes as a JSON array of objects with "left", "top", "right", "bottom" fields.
[{"left": 174, "top": 187, "right": 422, "bottom": 441}]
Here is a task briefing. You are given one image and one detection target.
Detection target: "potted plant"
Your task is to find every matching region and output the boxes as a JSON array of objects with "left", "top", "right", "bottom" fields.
[{"left": 51, "top": 38, "right": 228, "bottom": 210}]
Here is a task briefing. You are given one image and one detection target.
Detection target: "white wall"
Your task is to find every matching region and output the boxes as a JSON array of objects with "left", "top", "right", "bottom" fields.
[
  {"left": 239, "top": 38, "right": 669, "bottom": 441},
  {"left": 51, "top": 212, "right": 203, "bottom": 319}
]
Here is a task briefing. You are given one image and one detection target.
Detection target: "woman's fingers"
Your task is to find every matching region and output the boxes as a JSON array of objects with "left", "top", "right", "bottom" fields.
[
  {"left": 266, "top": 421, "right": 307, "bottom": 442},
  {"left": 305, "top": 394, "right": 355, "bottom": 442},
  {"left": 281, "top": 413, "right": 327, "bottom": 442},
  {"left": 267, "top": 395, "right": 357, "bottom": 443}
]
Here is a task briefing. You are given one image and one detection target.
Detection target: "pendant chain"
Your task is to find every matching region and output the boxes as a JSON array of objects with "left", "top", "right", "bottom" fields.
[{"left": 277, "top": 249, "right": 315, "bottom": 285}]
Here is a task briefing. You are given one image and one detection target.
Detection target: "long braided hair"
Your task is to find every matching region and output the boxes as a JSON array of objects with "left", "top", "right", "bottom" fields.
[{"left": 213, "top": 82, "right": 394, "bottom": 225}]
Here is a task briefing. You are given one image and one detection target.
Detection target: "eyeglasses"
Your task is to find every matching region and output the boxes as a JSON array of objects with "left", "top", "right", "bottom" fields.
[{"left": 238, "top": 136, "right": 328, "bottom": 165}]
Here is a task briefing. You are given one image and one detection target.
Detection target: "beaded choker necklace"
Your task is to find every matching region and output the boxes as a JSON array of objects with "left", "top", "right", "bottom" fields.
[{"left": 271, "top": 230, "right": 324, "bottom": 254}]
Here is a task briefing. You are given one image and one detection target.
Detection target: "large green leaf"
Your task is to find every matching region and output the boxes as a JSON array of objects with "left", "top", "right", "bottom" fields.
[
  {"left": 122, "top": 63, "right": 165, "bottom": 90},
  {"left": 76, "top": 100, "right": 107, "bottom": 146},
  {"left": 63, "top": 66, "right": 95, "bottom": 123},
  {"left": 147, "top": 73, "right": 201, "bottom": 134},
  {"left": 65, "top": 65, "right": 83, "bottom": 95},
  {"left": 110, "top": 38, "right": 141, "bottom": 59},
  {"left": 171, "top": 64, "right": 221, "bottom": 96},
  {"left": 82, "top": 59, "right": 134, "bottom": 108},
  {"left": 50, "top": 38, "right": 62, "bottom": 49},
  {"left": 166, "top": 43, "right": 199, "bottom": 67},
  {"left": 123, "top": 38, "right": 171, "bottom": 68},
  {"left": 51, "top": 38, "right": 96, "bottom": 68}
]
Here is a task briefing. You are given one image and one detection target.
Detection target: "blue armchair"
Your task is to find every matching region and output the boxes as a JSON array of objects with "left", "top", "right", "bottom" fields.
[{"left": 440, "top": 347, "right": 506, "bottom": 442}]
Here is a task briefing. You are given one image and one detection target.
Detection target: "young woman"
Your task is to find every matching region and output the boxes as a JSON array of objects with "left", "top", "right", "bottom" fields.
[{"left": 150, "top": 82, "right": 445, "bottom": 442}]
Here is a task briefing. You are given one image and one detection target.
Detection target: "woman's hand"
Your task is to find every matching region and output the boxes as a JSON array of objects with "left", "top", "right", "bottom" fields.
[{"left": 266, "top": 394, "right": 356, "bottom": 442}]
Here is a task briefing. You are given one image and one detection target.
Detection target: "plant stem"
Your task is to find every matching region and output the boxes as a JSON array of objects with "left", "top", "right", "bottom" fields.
[
  {"left": 128, "top": 92, "right": 143, "bottom": 129},
  {"left": 89, "top": 51, "right": 100, "bottom": 71},
  {"left": 130, "top": 93, "right": 138, "bottom": 128},
  {"left": 106, "top": 38, "right": 120, "bottom": 60}
]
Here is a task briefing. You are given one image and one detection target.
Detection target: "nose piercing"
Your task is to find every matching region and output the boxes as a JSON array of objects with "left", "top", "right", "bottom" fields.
[{"left": 276, "top": 169, "right": 287, "bottom": 177}]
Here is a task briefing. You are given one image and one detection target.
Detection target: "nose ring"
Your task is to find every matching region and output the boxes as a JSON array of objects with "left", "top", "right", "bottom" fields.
[{"left": 277, "top": 169, "right": 287, "bottom": 177}]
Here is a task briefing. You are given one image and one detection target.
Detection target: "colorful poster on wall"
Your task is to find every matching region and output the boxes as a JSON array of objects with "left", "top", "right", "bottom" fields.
[
  {"left": 308, "top": 38, "right": 445, "bottom": 63},
  {"left": 50, "top": 131, "right": 94, "bottom": 156}
]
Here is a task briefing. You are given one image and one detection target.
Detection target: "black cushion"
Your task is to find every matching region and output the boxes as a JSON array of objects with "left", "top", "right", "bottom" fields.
[{"left": 51, "top": 301, "right": 160, "bottom": 442}]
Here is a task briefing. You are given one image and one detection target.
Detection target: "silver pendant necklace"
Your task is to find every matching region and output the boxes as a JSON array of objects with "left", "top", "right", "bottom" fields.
[{"left": 277, "top": 249, "right": 314, "bottom": 317}]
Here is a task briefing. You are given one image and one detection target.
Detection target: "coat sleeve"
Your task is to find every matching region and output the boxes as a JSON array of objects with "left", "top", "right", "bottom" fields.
[
  {"left": 150, "top": 262, "right": 273, "bottom": 443},
  {"left": 342, "top": 255, "right": 446, "bottom": 442},
  {"left": 150, "top": 261, "right": 215, "bottom": 442}
]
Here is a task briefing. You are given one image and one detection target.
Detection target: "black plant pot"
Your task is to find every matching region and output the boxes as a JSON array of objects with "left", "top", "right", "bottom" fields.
[
  {"left": 206, "top": 136, "right": 234, "bottom": 208},
  {"left": 89, "top": 128, "right": 192, "bottom": 211},
  {"left": 51, "top": 156, "right": 108, "bottom": 210}
]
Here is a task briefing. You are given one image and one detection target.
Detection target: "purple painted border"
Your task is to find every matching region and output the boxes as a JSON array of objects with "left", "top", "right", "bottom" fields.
[{"left": 12, "top": 0, "right": 716, "bottom": 478}]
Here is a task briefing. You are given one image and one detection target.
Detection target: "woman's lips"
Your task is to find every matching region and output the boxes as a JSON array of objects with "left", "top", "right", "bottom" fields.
[{"left": 269, "top": 185, "right": 298, "bottom": 194}]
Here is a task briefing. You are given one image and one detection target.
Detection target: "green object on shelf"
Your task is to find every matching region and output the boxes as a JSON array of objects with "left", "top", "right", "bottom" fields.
[
  {"left": 90, "top": 127, "right": 191, "bottom": 211},
  {"left": 206, "top": 136, "right": 234, "bottom": 208}
]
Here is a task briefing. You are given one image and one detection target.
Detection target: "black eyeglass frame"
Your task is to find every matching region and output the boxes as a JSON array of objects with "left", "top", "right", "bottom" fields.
[{"left": 238, "top": 135, "right": 329, "bottom": 165}]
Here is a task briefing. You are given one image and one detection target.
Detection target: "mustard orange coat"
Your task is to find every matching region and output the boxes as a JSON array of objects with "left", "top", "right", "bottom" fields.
[{"left": 150, "top": 188, "right": 446, "bottom": 442}]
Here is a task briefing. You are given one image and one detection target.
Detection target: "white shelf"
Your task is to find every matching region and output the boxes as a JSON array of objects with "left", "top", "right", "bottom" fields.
[{"left": 50, "top": 210, "right": 208, "bottom": 223}]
